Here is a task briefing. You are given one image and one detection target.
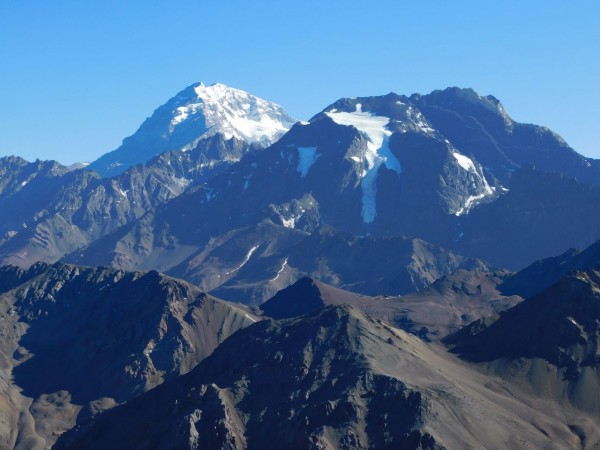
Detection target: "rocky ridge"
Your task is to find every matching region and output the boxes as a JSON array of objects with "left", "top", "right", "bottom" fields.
[
  {"left": 261, "top": 271, "right": 521, "bottom": 340},
  {"left": 447, "top": 268, "right": 600, "bottom": 414},
  {"left": 56, "top": 305, "right": 597, "bottom": 449},
  {"left": 0, "top": 263, "right": 256, "bottom": 449}
]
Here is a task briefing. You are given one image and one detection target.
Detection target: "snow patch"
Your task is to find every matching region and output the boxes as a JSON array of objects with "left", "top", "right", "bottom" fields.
[
  {"left": 296, "top": 147, "right": 318, "bottom": 177},
  {"left": 270, "top": 258, "right": 288, "bottom": 281},
  {"left": 282, "top": 217, "right": 295, "bottom": 228},
  {"left": 279, "top": 207, "right": 306, "bottom": 229},
  {"left": 454, "top": 193, "right": 489, "bottom": 217},
  {"left": 173, "top": 177, "right": 191, "bottom": 189},
  {"left": 452, "top": 152, "right": 478, "bottom": 172},
  {"left": 405, "top": 106, "right": 435, "bottom": 134},
  {"left": 452, "top": 151, "right": 495, "bottom": 216},
  {"left": 224, "top": 245, "right": 259, "bottom": 275},
  {"left": 326, "top": 105, "right": 401, "bottom": 223}
]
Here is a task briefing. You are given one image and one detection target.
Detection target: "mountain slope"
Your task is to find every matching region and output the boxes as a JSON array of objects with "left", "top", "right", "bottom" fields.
[
  {"left": 0, "top": 133, "right": 258, "bottom": 268},
  {"left": 56, "top": 306, "right": 597, "bottom": 449},
  {"left": 413, "top": 87, "right": 600, "bottom": 185},
  {"left": 88, "top": 82, "right": 296, "bottom": 177},
  {"left": 261, "top": 271, "right": 521, "bottom": 340},
  {"left": 66, "top": 218, "right": 487, "bottom": 305},
  {"left": 500, "top": 240, "right": 600, "bottom": 298},
  {"left": 0, "top": 263, "right": 257, "bottom": 449},
  {"left": 0, "top": 157, "right": 71, "bottom": 246},
  {"left": 447, "top": 268, "right": 600, "bottom": 414},
  {"left": 260, "top": 277, "right": 376, "bottom": 319},
  {"left": 455, "top": 167, "right": 600, "bottom": 269}
]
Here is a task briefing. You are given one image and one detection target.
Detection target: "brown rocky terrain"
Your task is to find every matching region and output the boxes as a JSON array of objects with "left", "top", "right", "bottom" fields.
[
  {"left": 447, "top": 268, "right": 600, "bottom": 416},
  {"left": 56, "top": 305, "right": 599, "bottom": 449},
  {"left": 0, "top": 263, "right": 257, "bottom": 449},
  {"left": 261, "top": 270, "right": 521, "bottom": 340}
]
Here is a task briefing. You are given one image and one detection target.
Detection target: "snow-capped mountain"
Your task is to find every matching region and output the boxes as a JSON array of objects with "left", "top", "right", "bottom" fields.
[
  {"left": 88, "top": 82, "right": 297, "bottom": 177},
  {"left": 3, "top": 86, "right": 600, "bottom": 298},
  {"left": 317, "top": 97, "right": 498, "bottom": 223},
  {"left": 64, "top": 87, "right": 600, "bottom": 298}
]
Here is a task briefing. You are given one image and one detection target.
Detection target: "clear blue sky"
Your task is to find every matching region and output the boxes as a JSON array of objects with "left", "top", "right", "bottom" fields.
[{"left": 1, "top": 1, "right": 599, "bottom": 164}]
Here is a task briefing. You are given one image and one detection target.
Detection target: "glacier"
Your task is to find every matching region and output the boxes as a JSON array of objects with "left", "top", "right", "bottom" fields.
[{"left": 326, "top": 104, "right": 401, "bottom": 223}]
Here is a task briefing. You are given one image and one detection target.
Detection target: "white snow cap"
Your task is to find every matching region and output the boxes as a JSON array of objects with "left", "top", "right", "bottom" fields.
[
  {"left": 91, "top": 81, "right": 297, "bottom": 176},
  {"left": 170, "top": 82, "right": 296, "bottom": 148}
]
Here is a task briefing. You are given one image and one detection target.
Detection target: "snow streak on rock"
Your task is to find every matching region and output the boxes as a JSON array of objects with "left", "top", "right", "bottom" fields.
[
  {"left": 296, "top": 147, "right": 318, "bottom": 177},
  {"left": 224, "top": 245, "right": 260, "bottom": 275},
  {"left": 451, "top": 152, "right": 495, "bottom": 216}
]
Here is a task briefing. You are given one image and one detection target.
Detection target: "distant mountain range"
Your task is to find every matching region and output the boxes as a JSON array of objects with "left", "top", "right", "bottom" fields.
[{"left": 2, "top": 83, "right": 600, "bottom": 299}]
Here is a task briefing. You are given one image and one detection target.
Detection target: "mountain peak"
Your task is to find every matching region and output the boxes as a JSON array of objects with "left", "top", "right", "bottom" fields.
[
  {"left": 88, "top": 82, "right": 297, "bottom": 177},
  {"left": 173, "top": 81, "right": 296, "bottom": 147},
  {"left": 415, "top": 86, "right": 514, "bottom": 126}
]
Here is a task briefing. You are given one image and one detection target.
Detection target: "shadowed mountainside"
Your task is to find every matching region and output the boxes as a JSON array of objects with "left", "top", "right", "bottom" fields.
[
  {"left": 0, "top": 263, "right": 257, "bottom": 449},
  {"left": 56, "top": 306, "right": 598, "bottom": 449},
  {"left": 447, "top": 268, "right": 600, "bottom": 415}
]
